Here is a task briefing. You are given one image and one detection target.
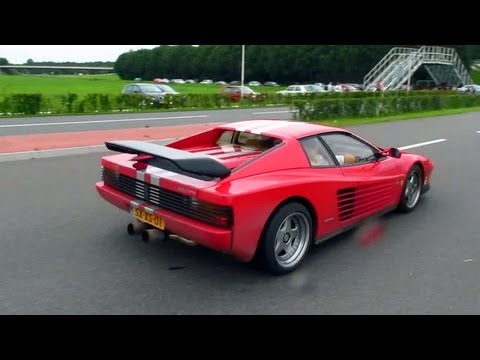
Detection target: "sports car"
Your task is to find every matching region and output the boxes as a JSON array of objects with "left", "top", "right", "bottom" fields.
[{"left": 96, "top": 120, "right": 434, "bottom": 275}]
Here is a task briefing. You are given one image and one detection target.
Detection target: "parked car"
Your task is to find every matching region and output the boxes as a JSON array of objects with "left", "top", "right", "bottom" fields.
[
  {"left": 310, "top": 84, "right": 327, "bottom": 93},
  {"left": 334, "top": 84, "right": 360, "bottom": 92},
  {"left": 153, "top": 78, "right": 169, "bottom": 84},
  {"left": 457, "top": 84, "right": 480, "bottom": 94},
  {"left": 314, "top": 83, "right": 327, "bottom": 90},
  {"left": 96, "top": 120, "right": 434, "bottom": 274},
  {"left": 264, "top": 81, "right": 280, "bottom": 87},
  {"left": 220, "top": 85, "right": 263, "bottom": 102},
  {"left": 121, "top": 83, "right": 166, "bottom": 106},
  {"left": 155, "top": 84, "right": 181, "bottom": 95},
  {"left": 200, "top": 79, "right": 213, "bottom": 84},
  {"left": 248, "top": 81, "right": 262, "bottom": 86},
  {"left": 276, "top": 85, "right": 318, "bottom": 95},
  {"left": 345, "top": 83, "right": 365, "bottom": 91}
]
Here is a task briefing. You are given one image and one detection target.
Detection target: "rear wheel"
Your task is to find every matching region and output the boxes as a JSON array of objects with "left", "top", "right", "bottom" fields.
[
  {"left": 256, "top": 202, "right": 313, "bottom": 275},
  {"left": 398, "top": 165, "right": 423, "bottom": 213}
]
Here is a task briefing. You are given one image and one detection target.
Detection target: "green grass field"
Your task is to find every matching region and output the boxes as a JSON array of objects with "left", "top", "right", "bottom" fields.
[
  {"left": 1, "top": 71, "right": 479, "bottom": 97},
  {"left": 0, "top": 73, "right": 282, "bottom": 96},
  {"left": 470, "top": 69, "right": 480, "bottom": 84},
  {"left": 2, "top": 72, "right": 480, "bottom": 122}
]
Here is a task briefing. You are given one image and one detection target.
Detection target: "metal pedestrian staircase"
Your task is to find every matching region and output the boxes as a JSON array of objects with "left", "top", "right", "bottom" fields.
[{"left": 364, "top": 46, "right": 473, "bottom": 91}]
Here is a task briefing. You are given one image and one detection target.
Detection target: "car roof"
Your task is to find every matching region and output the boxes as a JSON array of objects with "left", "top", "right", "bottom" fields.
[
  {"left": 125, "top": 83, "right": 156, "bottom": 86},
  {"left": 219, "top": 120, "right": 345, "bottom": 140}
]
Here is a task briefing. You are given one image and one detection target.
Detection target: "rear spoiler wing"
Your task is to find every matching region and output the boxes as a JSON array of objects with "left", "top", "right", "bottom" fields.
[{"left": 105, "top": 140, "right": 231, "bottom": 178}]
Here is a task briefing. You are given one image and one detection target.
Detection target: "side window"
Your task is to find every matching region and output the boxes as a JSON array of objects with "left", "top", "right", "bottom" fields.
[
  {"left": 321, "top": 133, "right": 375, "bottom": 165},
  {"left": 237, "top": 132, "right": 280, "bottom": 150},
  {"left": 300, "top": 136, "right": 336, "bottom": 167},
  {"left": 238, "top": 132, "right": 263, "bottom": 145},
  {"left": 216, "top": 130, "right": 234, "bottom": 145},
  {"left": 132, "top": 85, "right": 140, "bottom": 94},
  {"left": 124, "top": 85, "right": 133, "bottom": 94}
]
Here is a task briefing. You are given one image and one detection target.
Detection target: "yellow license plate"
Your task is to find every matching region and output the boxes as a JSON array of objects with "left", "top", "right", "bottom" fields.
[{"left": 132, "top": 207, "right": 165, "bottom": 230}]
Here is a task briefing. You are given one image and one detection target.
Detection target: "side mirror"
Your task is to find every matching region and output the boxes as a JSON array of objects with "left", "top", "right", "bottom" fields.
[{"left": 388, "top": 147, "right": 401, "bottom": 158}]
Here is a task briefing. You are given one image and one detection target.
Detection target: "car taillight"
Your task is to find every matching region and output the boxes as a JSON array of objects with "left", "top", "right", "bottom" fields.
[
  {"left": 215, "top": 215, "right": 231, "bottom": 228},
  {"left": 196, "top": 201, "right": 233, "bottom": 228}
]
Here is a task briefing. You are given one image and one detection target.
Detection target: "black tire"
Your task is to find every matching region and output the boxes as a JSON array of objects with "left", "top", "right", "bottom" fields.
[
  {"left": 398, "top": 164, "right": 423, "bottom": 213},
  {"left": 256, "top": 202, "right": 313, "bottom": 275}
]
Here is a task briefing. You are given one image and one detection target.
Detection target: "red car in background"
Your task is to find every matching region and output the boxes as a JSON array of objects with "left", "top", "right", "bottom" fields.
[
  {"left": 96, "top": 120, "right": 434, "bottom": 274},
  {"left": 220, "top": 85, "right": 263, "bottom": 102}
]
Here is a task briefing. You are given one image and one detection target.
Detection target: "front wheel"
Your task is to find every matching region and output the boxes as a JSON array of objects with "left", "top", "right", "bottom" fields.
[
  {"left": 398, "top": 165, "right": 423, "bottom": 213},
  {"left": 256, "top": 202, "right": 313, "bottom": 275}
]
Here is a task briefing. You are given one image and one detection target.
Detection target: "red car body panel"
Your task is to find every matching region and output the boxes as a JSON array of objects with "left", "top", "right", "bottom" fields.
[{"left": 96, "top": 120, "right": 434, "bottom": 262}]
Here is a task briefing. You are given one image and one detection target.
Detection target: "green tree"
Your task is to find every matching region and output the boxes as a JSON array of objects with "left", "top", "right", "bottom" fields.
[{"left": 113, "top": 45, "right": 477, "bottom": 85}]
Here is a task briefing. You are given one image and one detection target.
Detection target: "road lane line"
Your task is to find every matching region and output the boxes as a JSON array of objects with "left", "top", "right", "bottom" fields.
[
  {"left": 0, "top": 115, "right": 208, "bottom": 128},
  {"left": 476, "top": 131, "right": 480, "bottom": 133},
  {"left": 252, "top": 110, "right": 298, "bottom": 115},
  {"left": 398, "top": 139, "right": 447, "bottom": 150}
]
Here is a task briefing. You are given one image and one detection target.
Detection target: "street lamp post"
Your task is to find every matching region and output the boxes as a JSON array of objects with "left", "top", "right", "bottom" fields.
[{"left": 241, "top": 45, "right": 245, "bottom": 100}]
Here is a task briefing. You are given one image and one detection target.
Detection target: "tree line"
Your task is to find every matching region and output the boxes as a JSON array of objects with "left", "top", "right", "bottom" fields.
[
  {"left": 114, "top": 45, "right": 480, "bottom": 84},
  {"left": 0, "top": 58, "right": 114, "bottom": 75}
]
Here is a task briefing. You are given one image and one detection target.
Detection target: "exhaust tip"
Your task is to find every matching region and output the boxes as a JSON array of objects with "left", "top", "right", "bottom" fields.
[
  {"left": 142, "top": 229, "right": 166, "bottom": 243},
  {"left": 127, "top": 220, "right": 149, "bottom": 236},
  {"left": 127, "top": 223, "right": 136, "bottom": 236}
]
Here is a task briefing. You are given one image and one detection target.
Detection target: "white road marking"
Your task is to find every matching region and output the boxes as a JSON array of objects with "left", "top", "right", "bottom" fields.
[
  {"left": 398, "top": 139, "right": 447, "bottom": 150},
  {"left": 476, "top": 131, "right": 480, "bottom": 134},
  {"left": 0, "top": 115, "right": 208, "bottom": 128},
  {"left": 252, "top": 110, "right": 298, "bottom": 115}
]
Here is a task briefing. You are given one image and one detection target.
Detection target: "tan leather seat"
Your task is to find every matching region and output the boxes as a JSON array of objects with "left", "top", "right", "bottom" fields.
[{"left": 245, "top": 139, "right": 266, "bottom": 149}]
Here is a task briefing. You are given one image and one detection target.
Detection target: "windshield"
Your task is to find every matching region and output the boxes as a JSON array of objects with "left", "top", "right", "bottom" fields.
[
  {"left": 240, "top": 86, "right": 254, "bottom": 93},
  {"left": 139, "top": 85, "right": 162, "bottom": 93},
  {"left": 157, "top": 85, "right": 176, "bottom": 92}
]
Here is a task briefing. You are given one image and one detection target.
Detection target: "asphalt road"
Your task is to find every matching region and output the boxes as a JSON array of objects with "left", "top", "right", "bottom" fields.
[
  {"left": 0, "top": 107, "right": 293, "bottom": 136},
  {"left": 1, "top": 112, "right": 480, "bottom": 314}
]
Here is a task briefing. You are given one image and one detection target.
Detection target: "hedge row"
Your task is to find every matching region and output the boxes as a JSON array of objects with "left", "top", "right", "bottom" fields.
[
  {"left": 0, "top": 93, "right": 284, "bottom": 115},
  {"left": 0, "top": 90, "right": 472, "bottom": 116},
  {"left": 292, "top": 94, "right": 480, "bottom": 121}
]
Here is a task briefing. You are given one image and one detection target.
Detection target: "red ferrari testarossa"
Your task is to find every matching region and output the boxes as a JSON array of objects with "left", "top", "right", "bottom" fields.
[{"left": 96, "top": 120, "right": 433, "bottom": 274}]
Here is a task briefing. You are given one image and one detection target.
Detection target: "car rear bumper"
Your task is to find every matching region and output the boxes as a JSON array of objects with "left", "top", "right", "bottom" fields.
[{"left": 96, "top": 182, "right": 232, "bottom": 252}]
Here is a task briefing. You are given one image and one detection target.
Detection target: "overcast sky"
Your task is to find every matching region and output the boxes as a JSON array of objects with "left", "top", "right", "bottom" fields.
[{"left": 0, "top": 45, "right": 161, "bottom": 63}]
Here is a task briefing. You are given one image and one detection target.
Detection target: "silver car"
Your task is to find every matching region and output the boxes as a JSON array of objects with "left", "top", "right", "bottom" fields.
[{"left": 457, "top": 84, "right": 480, "bottom": 94}]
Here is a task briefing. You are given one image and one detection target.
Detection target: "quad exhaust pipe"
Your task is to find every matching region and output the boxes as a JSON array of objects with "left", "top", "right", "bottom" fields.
[
  {"left": 127, "top": 220, "right": 196, "bottom": 246},
  {"left": 127, "top": 220, "right": 149, "bottom": 235},
  {"left": 141, "top": 229, "right": 166, "bottom": 243}
]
